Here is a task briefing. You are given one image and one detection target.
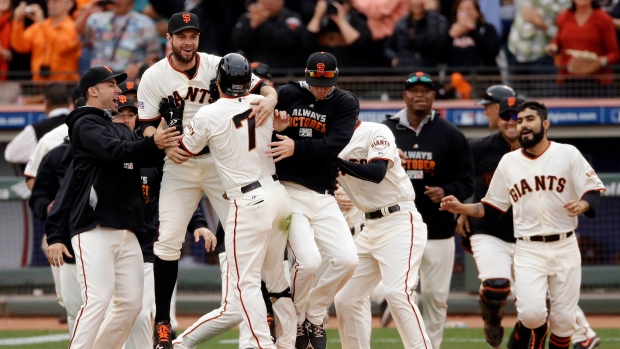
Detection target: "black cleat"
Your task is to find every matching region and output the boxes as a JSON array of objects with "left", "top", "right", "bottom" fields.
[
  {"left": 295, "top": 320, "right": 309, "bottom": 349},
  {"left": 306, "top": 320, "right": 327, "bottom": 349},
  {"left": 153, "top": 320, "right": 173, "bottom": 349},
  {"left": 574, "top": 337, "right": 601, "bottom": 349},
  {"left": 484, "top": 323, "right": 504, "bottom": 348}
]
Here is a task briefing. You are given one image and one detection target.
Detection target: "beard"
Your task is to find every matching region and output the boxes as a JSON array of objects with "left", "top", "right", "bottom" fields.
[
  {"left": 171, "top": 44, "right": 197, "bottom": 64},
  {"left": 518, "top": 126, "right": 545, "bottom": 149}
]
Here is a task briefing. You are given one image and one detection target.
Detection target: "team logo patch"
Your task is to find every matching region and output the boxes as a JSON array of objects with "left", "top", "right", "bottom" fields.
[
  {"left": 118, "top": 95, "right": 127, "bottom": 104},
  {"left": 126, "top": 81, "right": 134, "bottom": 90},
  {"left": 316, "top": 63, "right": 325, "bottom": 72},
  {"left": 182, "top": 13, "right": 191, "bottom": 23},
  {"left": 138, "top": 101, "right": 145, "bottom": 110},
  {"left": 507, "top": 97, "right": 516, "bottom": 107},
  {"left": 586, "top": 166, "right": 599, "bottom": 178},
  {"left": 370, "top": 136, "right": 390, "bottom": 150},
  {"left": 103, "top": 66, "right": 113, "bottom": 73},
  {"left": 299, "top": 128, "right": 312, "bottom": 137},
  {"left": 123, "top": 162, "right": 134, "bottom": 170},
  {"left": 185, "top": 122, "right": 195, "bottom": 136}
]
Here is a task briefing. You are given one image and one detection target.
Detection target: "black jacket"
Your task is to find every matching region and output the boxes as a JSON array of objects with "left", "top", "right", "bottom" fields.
[
  {"left": 468, "top": 132, "right": 516, "bottom": 243},
  {"left": 275, "top": 81, "right": 358, "bottom": 195},
  {"left": 45, "top": 157, "right": 76, "bottom": 264},
  {"left": 66, "top": 107, "right": 164, "bottom": 237},
  {"left": 301, "top": 10, "right": 373, "bottom": 67},
  {"left": 231, "top": 7, "right": 304, "bottom": 68},
  {"left": 385, "top": 11, "right": 449, "bottom": 68},
  {"left": 28, "top": 139, "right": 70, "bottom": 221},
  {"left": 435, "top": 22, "right": 500, "bottom": 74},
  {"left": 383, "top": 111, "right": 474, "bottom": 239}
]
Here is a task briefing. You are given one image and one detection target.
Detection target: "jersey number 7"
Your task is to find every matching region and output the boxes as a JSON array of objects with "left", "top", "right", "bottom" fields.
[{"left": 233, "top": 109, "right": 256, "bottom": 151}]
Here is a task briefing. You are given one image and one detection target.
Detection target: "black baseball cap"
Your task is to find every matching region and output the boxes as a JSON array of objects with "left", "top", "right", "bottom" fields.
[
  {"left": 405, "top": 72, "right": 434, "bottom": 90},
  {"left": 498, "top": 96, "right": 525, "bottom": 120},
  {"left": 118, "top": 80, "right": 139, "bottom": 94},
  {"left": 251, "top": 62, "right": 272, "bottom": 80},
  {"left": 168, "top": 12, "right": 202, "bottom": 34},
  {"left": 79, "top": 66, "right": 127, "bottom": 97},
  {"left": 477, "top": 85, "right": 516, "bottom": 105},
  {"left": 117, "top": 95, "right": 137, "bottom": 112},
  {"left": 305, "top": 52, "right": 338, "bottom": 87}
]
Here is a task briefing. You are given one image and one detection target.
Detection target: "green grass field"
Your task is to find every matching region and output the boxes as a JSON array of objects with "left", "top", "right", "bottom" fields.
[{"left": 1, "top": 328, "right": 619, "bottom": 348}]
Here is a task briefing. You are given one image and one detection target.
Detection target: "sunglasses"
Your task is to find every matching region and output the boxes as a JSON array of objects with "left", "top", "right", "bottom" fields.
[
  {"left": 406, "top": 75, "right": 432, "bottom": 84},
  {"left": 499, "top": 111, "right": 518, "bottom": 121},
  {"left": 306, "top": 70, "right": 338, "bottom": 78}
]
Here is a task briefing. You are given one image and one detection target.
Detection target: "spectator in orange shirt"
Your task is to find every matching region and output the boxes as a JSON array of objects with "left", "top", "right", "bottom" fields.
[
  {"left": 11, "top": 0, "right": 80, "bottom": 81},
  {"left": 0, "top": 0, "right": 11, "bottom": 80}
]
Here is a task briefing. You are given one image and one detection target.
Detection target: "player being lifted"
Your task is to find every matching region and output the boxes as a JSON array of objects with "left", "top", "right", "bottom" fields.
[
  {"left": 136, "top": 13, "right": 279, "bottom": 348},
  {"left": 441, "top": 101, "right": 605, "bottom": 349},
  {"left": 179, "top": 53, "right": 296, "bottom": 349}
]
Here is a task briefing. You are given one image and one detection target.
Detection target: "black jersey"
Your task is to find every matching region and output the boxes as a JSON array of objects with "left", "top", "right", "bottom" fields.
[
  {"left": 469, "top": 132, "right": 516, "bottom": 243},
  {"left": 383, "top": 111, "right": 474, "bottom": 239},
  {"left": 275, "top": 81, "right": 358, "bottom": 195}
]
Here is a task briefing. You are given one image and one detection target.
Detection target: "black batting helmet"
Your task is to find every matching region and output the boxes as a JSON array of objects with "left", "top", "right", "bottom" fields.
[
  {"left": 217, "top": 53, "right": 251, "bottom": 97},
  {"left": 476, "top": 85, "right": 516, "bottom": 105}
]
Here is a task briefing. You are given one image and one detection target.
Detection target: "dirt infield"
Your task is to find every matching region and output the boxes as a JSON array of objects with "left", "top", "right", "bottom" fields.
[{"left": 2, "top": 315, "right": 619, "bottom": 331}]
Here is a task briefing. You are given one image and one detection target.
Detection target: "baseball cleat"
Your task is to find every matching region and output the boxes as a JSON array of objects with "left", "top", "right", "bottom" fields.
[
  {"left": 306, "top": 320, "right": 327, "bottom": 349},
  {"left": 153, "top": 320, "right": 173, "bottom": 349},
  {"left": 295, "top": 320, "right": 309, "bottom": 349},
  {"left": 484, "top": 323, "right": 504, "bottom": 348},
  {"left": 573, "top": 337, "right": 601, "bottom": 349}
]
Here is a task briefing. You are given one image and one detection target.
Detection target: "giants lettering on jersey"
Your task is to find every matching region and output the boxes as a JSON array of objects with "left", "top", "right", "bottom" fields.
[
  {"left": 290, "top": 109, "right": 327, "bottom": 134},
  {"left": 170, "top": 86, "right": 214, "bottom": 106},
  {"left": 370, "top": 136, "right": 390, "bottom": 156},
  {"left": 402, "top": 150, "right": 435, "bottom": 179},
  {"left": 509, "top": 175, "right": 566, "bottom": 202}
]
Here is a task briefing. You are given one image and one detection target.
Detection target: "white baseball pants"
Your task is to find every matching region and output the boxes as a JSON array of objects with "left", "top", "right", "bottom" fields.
[
  {"left": 283, "top": 182, "right": 358, "bottom": 325},
  {"left": 155, "top": 155, "right": 229, "bottom": 261},
  {"left": 335, "top": 204, "right": 432, "bottom": 349},
  {"left": 123, "top": 262, "right": 155, "bottom": 349},
  {"left": 418, "top": 237, "right": 455, "bottom": 349},
  {"left": 514, "top": 235, "right": 581, "bottom": 337},
  {"left": 470, "top": 234, "right": 515, "bottom": 282},
  {"left": 59, "top": 263, "right": 82, "bottom": 336},
  {"left": 69, "top": 227, "right": 143, "bottom": 349}
]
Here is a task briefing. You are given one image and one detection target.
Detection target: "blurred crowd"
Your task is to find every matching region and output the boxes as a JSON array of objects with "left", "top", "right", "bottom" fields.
[{"left": 0, "top": 0, "right": 619, "bottom": 98}]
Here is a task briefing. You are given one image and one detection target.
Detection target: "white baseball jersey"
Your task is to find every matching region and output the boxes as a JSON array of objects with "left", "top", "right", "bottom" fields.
[
  {"left": 336, "top": 121, "right": 415, "bottom": 212},
  {"left": 137, "top": 52, "right": 263, "bottom": 124},
  {"left": 482, "top": 142, "right": 605, "bottom": 238},
  {"left": 181, "top": 94, "right": 274, "bottom": 191}
]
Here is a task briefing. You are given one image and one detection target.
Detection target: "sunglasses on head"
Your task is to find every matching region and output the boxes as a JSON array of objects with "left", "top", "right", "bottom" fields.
[
  {"left": 407, "top": 75, "right": 432, "bottom": 84},
  {"left": 306, "top": 70, "right": 338, "bottom": 78},
  {"left": 499, "top": 111, "right": 518, "bottom": 121}
]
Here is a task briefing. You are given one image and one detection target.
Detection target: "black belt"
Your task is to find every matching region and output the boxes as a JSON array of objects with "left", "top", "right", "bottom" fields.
[
  {"left": 197, "top": 146, "right": 210, "bottom": 155},
  {"left": 223, "top": 175, "right": 279, "bottom": 199},
  {"left": 518, "top": 231, "right": 573, "bottom": 242},
  {"left": 364, "top": 204, "right": 400, "bottom": 220}
]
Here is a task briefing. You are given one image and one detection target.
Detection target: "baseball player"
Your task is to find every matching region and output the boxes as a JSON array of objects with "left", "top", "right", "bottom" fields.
[
  {"left": 178, "top": 53, "right": 295, "bottom": 349},
  {"left": 476, "top": 85, "right": 517, "bottom": 128},
  {"left": 136, "top": 14, "right": 279, "bottom": 347},
  {"left": 266, "top": 51, "right": 359, "bottom": 349},
  {"left": 441, "top": 101, "right": 605, "bottom": 349},
  {"left": 383, "top": 72, "right": 474, "bottom": 349},
  {"left": 333, "top": 119, "right": 432, "bottom": 349},
  {"left": 45, "top": 66, "right": 180, "bottom": 349}
]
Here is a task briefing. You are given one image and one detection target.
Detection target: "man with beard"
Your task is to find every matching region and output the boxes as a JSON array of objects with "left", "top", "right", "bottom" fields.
[
  {"left": 45, "top": 66, "right": 181, "bottom": 349},
  {"left": 383, "top": 72, "right": 474, "bottom": 349},
  {"left": 136, "top": 12, "right": 279, "bottom": 348},
  {"left": 441, "top": 101, "right": 605, "bottom": 349}
]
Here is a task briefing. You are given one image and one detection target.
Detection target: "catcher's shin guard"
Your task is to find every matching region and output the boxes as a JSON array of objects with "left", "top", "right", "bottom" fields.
[{"left": 479, "top": 278, "right": 510, "bottom": 325}]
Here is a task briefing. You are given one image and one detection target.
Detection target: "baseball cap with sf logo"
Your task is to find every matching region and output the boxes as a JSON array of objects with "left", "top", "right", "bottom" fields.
[
  {"left": 168, "top": 12, "right": 202, "bottom": 34},
  {"left": 79, "top": 66, "right": 127, "bottom": 97},
  {"left": 305, "top": 52, "right": 338, "bottom": 87}
]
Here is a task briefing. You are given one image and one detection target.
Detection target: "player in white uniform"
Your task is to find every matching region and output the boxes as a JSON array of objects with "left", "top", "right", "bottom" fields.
[
  {"left": 136, "top": 13, "right": 278, "bottom": 347},
  {"left": 441, "top": 101, "right": 605, "bottom": 349},
  {"left": 178, "top": 53, "right": 296, "bottom": 349},
  {"left": 333, "top": 120, "right": 432, "bottom": 349}
]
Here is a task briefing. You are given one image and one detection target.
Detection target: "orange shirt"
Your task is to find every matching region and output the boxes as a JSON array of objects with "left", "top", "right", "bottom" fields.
[
  {"left": 0, "top": 12, "right": 11, "bottom": 81},
  {"left": 11, "top": 16, "right": 81, "bottom": 81}
]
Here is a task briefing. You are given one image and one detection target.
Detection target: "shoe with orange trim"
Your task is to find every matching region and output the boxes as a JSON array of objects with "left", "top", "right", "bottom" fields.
[
  {"left": 574, "top": 337, "right": 601, "bottom": 349},
  {"left": 153, "top": 320, "right": 173, "bottom": 349}
]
